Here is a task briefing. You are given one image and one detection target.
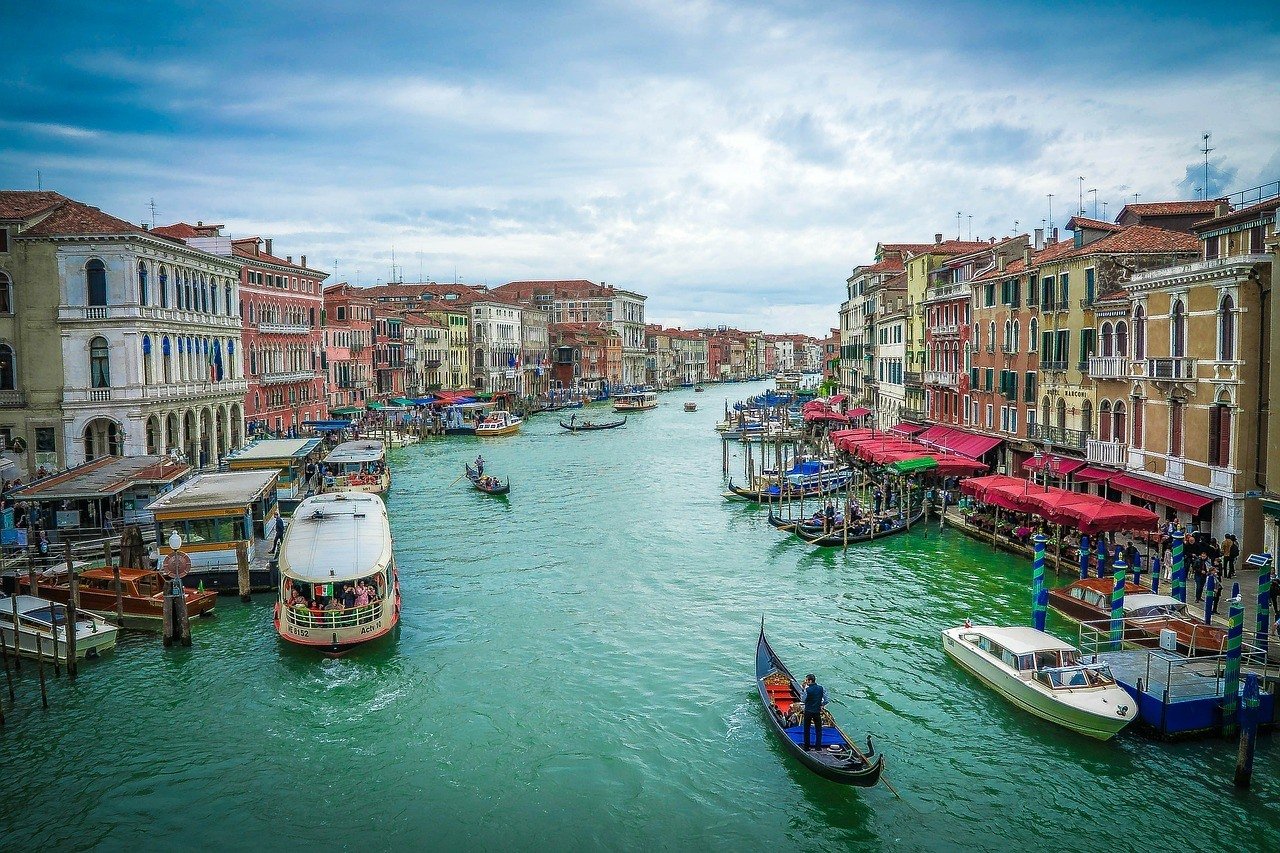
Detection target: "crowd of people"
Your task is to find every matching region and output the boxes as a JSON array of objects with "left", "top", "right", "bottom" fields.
[{"left": 284, "top": 579, "right": 382, "bottom": 622}]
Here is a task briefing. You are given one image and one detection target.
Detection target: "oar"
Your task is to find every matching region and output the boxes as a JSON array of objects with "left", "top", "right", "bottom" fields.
[{"left": 448, "top": 471, "right": 468, "bottom": 487}]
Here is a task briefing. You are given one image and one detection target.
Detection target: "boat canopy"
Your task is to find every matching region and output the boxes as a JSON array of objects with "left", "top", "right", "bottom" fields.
[
  {"left": 324, "top": 440, "right": 386, "bottom": 465},
  {"left": 280, "top": 493, "right": 392, "bottom": 583},
  {"left": 967, "top": 625, "right": 1076, "bottom": 656}
]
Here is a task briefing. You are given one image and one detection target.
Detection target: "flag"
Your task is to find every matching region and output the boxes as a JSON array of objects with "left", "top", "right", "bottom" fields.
[{"left": 207, "top": 339, "right": 217, "bottom": 381}]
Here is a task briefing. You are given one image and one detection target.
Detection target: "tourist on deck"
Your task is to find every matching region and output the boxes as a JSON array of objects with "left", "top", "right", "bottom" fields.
[
  {"left": 354, "top": 581, "right": 370, "bottom": 607},
  {"left": 341, "top": 584, "right": 357, "bottom": 609},
  {"left": 801, "top": 674, "right": 826, "bottom": 751}
]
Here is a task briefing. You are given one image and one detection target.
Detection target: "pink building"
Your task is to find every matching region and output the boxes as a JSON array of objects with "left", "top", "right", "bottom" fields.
[{"left": 323, "top": 284, "right": 376, "bottom": 413}]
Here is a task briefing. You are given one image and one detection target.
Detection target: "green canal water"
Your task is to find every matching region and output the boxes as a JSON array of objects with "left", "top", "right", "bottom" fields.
[{"left": 2, "top": 380, "right": 1278, "bottom": 852}]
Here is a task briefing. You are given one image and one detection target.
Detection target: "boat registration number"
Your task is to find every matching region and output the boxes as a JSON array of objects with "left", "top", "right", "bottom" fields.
[
  {"left": 287, "top": 625, "right": 310, "bottom": 638},
  {"left": 360, "top": 623, "right": 380, "bottom": 635}
]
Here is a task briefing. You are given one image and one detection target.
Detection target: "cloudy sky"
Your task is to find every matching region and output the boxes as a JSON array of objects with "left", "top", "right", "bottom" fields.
[{"left": 3, "top": 1, "right": 1278, "bottom": 334}]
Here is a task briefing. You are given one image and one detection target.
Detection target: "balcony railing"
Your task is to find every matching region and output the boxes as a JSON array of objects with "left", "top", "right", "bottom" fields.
[
  {"left": 1041, "top": 360, "right": 1068, "bottom": 372},
  {"left": 260, "top": 370, "right": 317, "bottom": 385},
  {"left": 1147, "top": 357, "right": 1197, "bottom": 380},
  {"left": 0, "top": 389, "right": 26, "bottom": 408},
  {"left": 900, "top": 406, "right": 926, "bottom": 423},
  {"left": 934, "top": 324, "right": 960, "bottom": 336},
  {"left": 256, "top": 322, "right": 310, "bottom": 335},
  {"left": 66, "top": 378, "right": 248, "bottom": 404},
  {"left": 59, "top": 304, "right": 242, "bottom": 329},
  {"left": 1028, "top": 423, "right": 1090, "bottom": 450},
  {"left": 1000, "top": 343, "right": 1017, "bottom": 354},
  {"left": 1080, "top": 298, "right": 1095, "bottom": 310},
  {"left": 1086, "top": 439, "right": 1128, "bottom": 466},
  {"left": 1087, "top": 356, "right": 1128, "bottom": 379},
  {"left": 924, "top": 370, "right": 959, "bottom": 386}
]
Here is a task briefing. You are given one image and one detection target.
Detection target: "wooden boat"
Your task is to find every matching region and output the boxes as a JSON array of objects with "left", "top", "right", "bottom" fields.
[
  {"left": 0, "top": 593, "right": 118, "bottom": 662},
  {"left": 559, "top": 416, "right": 626, "bottom": 432},
  {"left": 790, "top": 507, "right": 925, "bottom": 547},
  {"left": 942, "top": 625, "right": 1136, "bottom": 740},
  {"left": 1047, "top": 579, "right": 1226, "bottom": 654},
  {"left": 476, "top": 410, "right": 523, "bottom": 437},
  {"left": 274, "top": 492, "right": 400, "bottom": 655},
  {"left": 767, "top": 508, "right": 854, "bottom": 535},
  {"left": 756, "top": 624, "right": 884, "bottom": 787},
  {"left": 613, "top": 391, "right": 658, "bottom": 412},
  {"left": 465, "top": 464, "right": 510, "bottom": 496},
  {"left": 34, "top": 567, "right": 218, "bottom": 629},
  {"left": 726, "top": 478, "right": 850, "bottom": 503},
  {"left": 694, "top": 386, "right": 705, "bottom": 392},
  {"left": 684, "top": 402, "right": 697, "bottom": 412}
]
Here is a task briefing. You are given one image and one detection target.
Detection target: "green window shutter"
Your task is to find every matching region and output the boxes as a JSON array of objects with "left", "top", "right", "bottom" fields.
[
  {"left": 985, "top": 368, "right": 994, "bottom": 391},
  {"left": 1085, "top": 268, "right": 1095, "bottom": 305},
  {"left": 1025, "top": 371, "right": 1036, "bottom": 402},
  {"left": 1009, "top": 372, "right": 1018, "bottom": 401},
  {"left": 970, "top": 367, "right": 978, "bottom": 387},
  {"left": 1042, "top": 331, "right": 1052, "bottom": 357},
  {"left": 1060, "top": 272, "right": 1069, "bottom": 304}
]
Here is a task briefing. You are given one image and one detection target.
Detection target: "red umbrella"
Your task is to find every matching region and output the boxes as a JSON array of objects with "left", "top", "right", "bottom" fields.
[{"left": 1066, "top": 500, "right": 1159, "bottom": 535}]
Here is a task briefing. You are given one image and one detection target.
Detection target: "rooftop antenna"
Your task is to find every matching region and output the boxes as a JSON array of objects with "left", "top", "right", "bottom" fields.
[
  {"left": 148, "top": 197, "right": 158, "bottom": 228},
  {"left": 967, "top": 215, "right": 973, "bottom": 241},
  {"left": 36, "top": 170, "right": 42, "bottom": 190},
  {"left": 1089, "top": 188, "right": 1098, "bottom": 219},
  {"left": 956, "top": 211, "right": 962, "bottom": 241},
  {"left": 1102, "top": 201, "right": 1108, "bottom": 220},
  {"left": 333, "top": 259, "right": 339, "bottom": 281},
  {"left": 1132, "top": 192, "right": 1140, "bottom": 206},
  {"left": 1200, "top": 131, "right": 1213, "bottom": 199},
  {"left": 390, "top": 245, "right": 398, "bottom": 283},
  {"left": 1046, "top": 194, "right": 1054, "bottom": 233},
  {"left": 417, "top": 252, "right": 423, "bottom": 283},
  {"left": 1013, "top": 219, "right": 1019, "bottom": 234},
  {"left": 1078, "top": 177, "right": 1086, "bottom": 216}
]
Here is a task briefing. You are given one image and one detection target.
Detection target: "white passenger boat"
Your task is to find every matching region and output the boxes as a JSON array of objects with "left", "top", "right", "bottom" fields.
[
  {"left": 0, "top": 594, "right": 118, "bottom": 662},
  {"left": 273, "top": 492, "right": 401, "bottom": 655},
  {"left": 941, "top": 625, "right": 1136, "bottom": 740},
  {"left": 613, "top": 391, "right": 659, "bottom": 412},
  {"left": 475, "top": 410, "right": 523, "bottom": 437},
  {"left": 322, "top": 440, "right": 390, "bottom": 495}
]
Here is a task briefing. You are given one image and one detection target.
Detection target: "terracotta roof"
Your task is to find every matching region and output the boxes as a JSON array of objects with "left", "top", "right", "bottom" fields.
[
  {"left": 400, "top": 312, "right": 446, "bottom": 328},
  {"left": 1118, "top": 199, "right": 1222, "bottom": 218},
  {"left": 151, "top": 222, "right": 224, "bottom": 240},
  {"left": 856, "top": 258, "right": 905, "bottom": 275},
  {"left": 973, "top": 256, "right": 1029, "bottom": 282},
  {"left": 19, "top": 198, "right": 151, "bottom": 238},
  {"left": 230, "top": 241, "right": 320, "bottom": 273},
  {"left": 1067, "top": 216, "right": 1122, "bottom": 233},
  {"left": 1067, "top": 224, "right": 1199, "bottom": 257},
  {"left": 0, "top": 190, "right": 68, "bottom": 220},
  {"left": 493, "top": 280, "right": 636, "bottom": 301},
  {"left": 1193, "top": 196, "right": 1280, "bottom": 230},
  {"left": 878, "top": 242, "right": 937, "bottom": 255}
]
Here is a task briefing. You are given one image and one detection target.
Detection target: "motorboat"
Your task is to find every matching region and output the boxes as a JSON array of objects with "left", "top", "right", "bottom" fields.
[
  {"left": 1047, "top": 579, "right": 1225, "bottom": 654},
  {"left": 322, "top": 440, "right": 390, "bottom": 494},
  {"left": 0, "top": 593, "right": 118, "bottom": 662},
  {"left": 35, "top": 567, "right": 217, "bottom": 629},
  {"left": 942, "top": 624, "right": 1136, "bottom": 740},
  {"left": 684, "top": 402, "right": 697, "bottom": 412},
  {"left": 274, "top": 492, "right": 401, "bottom": 655},
  {"left": 613, "top": 391, "right": 659, "bottom": 412},
  {"left": 475, "top": 411, "right": 523, "bottom": 437}
]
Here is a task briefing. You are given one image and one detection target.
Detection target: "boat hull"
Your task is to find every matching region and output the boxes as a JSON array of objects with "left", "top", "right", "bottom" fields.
[
  {"left": 941, "top": 629, "right": 1134, "bottom": 740},
  {"left": 1, "top": 620, "right": 117, "bottom": 662},
  {"left": 275, "top": 594, "right": 401, "bottom": 656},
  {"left": 476, "top": 424, "right": 521, "bottom": 436}
]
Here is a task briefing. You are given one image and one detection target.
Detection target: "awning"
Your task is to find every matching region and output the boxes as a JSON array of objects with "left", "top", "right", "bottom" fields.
[
  {"left": 1108, "top": 474, "right": 1217, "bottom": 515},
  {"left": 1022, "top": 457, "right": 1086, "bottom": 476},
  {"left": 391, "top": 397, "right": 417, "bottom": 407},
  {"left": 329, "top": 406, "right": 363, "bottom": 416},
  {"left": 950, "top": 433, "right": 1003, "bottom": 460},
  {"left": 827, "top": 394, "right": 847, "bottom": 405},
  {"left": 846, "top": 407, "right": 871, "bottom": 418},
  {"left": 889, "top": 457, "right": 938, "bottom": 474},
  {"left": 1066, "top": 500, "right": 1159, "bottom": 534},
  {"left": 889, "top": 422, "right": 926, "bottom": 436},
  {"left": 1073, "top": 466, "right": 1116, "bottom": 484},
  {"left": 366, "top": 402, "right": 385, "bottom": 410}
]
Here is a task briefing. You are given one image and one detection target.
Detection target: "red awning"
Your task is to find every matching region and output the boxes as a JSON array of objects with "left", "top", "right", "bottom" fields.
[
  {"left": 1021, "top": 488, "right": 1100, "bottom": 524},
  {"left": 827, "top": 394, "right": 847, "bottom": 404},
  {"left": 950, "top": 433, "right": 1003, "bottom": 460},
  {"left": 916, "top": 426, "right": 1001, "bottom": 459},
  {"left": 846, "top": 407, "right": 871, "bottom": 418},
  {"left": 1108, "top": 474, "right": 1217, "bottom": 515},
  {"left": 1022, "top": 457, "right": 1086, "bottom": 476},
  {"left": 960, "top": 474, "right": 1026, "bottom": 501},
  {"left": 889, "top": 422, "right": 926, "bottom": 436},
  {"left": 1072, "top": 466, "right": 1116, "bottom": 484},
  {"left": 931, "top": 454, "right": 989, "bottom": 476},
  {"left": 1065, "top": 500, "right": 1159, "bottom": 535},
  {"left": 915, "top": 425, "right": 955, "bottom": 446}
]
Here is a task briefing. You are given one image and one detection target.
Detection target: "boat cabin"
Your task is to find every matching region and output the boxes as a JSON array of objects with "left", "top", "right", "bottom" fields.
[
  {"left": 442, "top": 402, "right": 497, "bottom": 434},
  {"left": 226, "top": 438, "right": 325, "bottom": 512},
  {"left": 959, "top": 627, "right": 1118, "bottom": 690},
  {"left": 322, "top": 440, "right": 389, "bottom": 494},
  {"left": 613, "top": 391, "right": 659, "bottom": 411},
  {"left": 147, "top": 470, "right": 280, "bottom": 577}
]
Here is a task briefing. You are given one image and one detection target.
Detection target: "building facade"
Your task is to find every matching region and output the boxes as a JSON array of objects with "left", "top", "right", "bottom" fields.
[{"left": 322, "top": 284, "right": 376, "bottom": 412}]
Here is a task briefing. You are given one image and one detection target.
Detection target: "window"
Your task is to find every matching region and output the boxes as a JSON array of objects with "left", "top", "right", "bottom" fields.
[
  {"left": 1081, "top": 400, "right": 1092, "bottom": 436},
  {"left": 1056, "top": 398, "right": 1067, "bottom": 430},
  {"left": 1113, "top": 400, "right": 1126, "bottom": 445},
  {"left": 1024, "top": 371, "right": 1036, "bottom": 403},
  {"left": 1171, "top": 300, "right": 1186, "bottom": 358},
  {"left": 1218, "top": 295, "right": 1235, "bottom": 360},
  {"left": 1041, "top": 276, "right": 1054, "bottom": 307},
  {"left": 1249, "top": 226, "right": 1265, "bottom": 254},
  {"left": 1085, "top": 268, "right": 1095, "bottom": 305},
  {"left": 1133, "top": 306, "right": 1146, "bottom": 359},
  {"left": 0, "top": 343, "right": 14, "bottom": 390},
  {"left": 137, "top": 262, "right": 149, "bottom": 306},
  {"left": 984, "top": 368, "right": 994, "bottom": 391},
  {"left": 1205, "top": 235, "right": 1219, "bottom": 260},
  {"left": 226, "top": 284, "right": 233, "bottom": 316},
  {"left": 1056, "top": 330, "right": 1069, "bottom": 365},
  {"left": 1115, "top": 321, "right": 1128, "bottom": 357},
  {"left": 0, "top": 227, "right": 8, "bottom": 253},
  {"left": 1100, "top": 322, "right": 1113, "bottom": 357},
  {"left": 86, "top": 259, "right": 107, "bottom": 306},
  {"left": 1029, "top": 318, "right": 1038, "bottom": 352},
  {"left": 1131, "top": 397, "right": 1144, "bottom": 449},
  {"left": 1059, "top": 273, "right": 1069, "bottom": 305},
  {"left": 985, "top": 403, "right": 994, "bottom": 429},
  {"left": 90, "top": 336, "right": 111, "bottom": 387},
  {"left": 159, "top": 266, "right": 169, "bottom": 308},
  {"left": 0, "top": 272, "right": 11, "bottom": 314},
  {"left": 1080, "top": 328, "right": 1095, "bottom": 364},
  {"left": 1169, "top": 400, "right": 1184, "bottom": 457},
  {"left": 1208, "top": 398, "right": 1232, "bottom": 467},
  {"left": 1012, "top": 320, "right": 1019, "bottom": 352},
  {"left": 1099, "top": 400, "right": 1112, "bottom": 442}
]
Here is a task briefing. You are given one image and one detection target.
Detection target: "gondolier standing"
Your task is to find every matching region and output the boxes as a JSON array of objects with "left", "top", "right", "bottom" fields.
[
  {"left": 475, "top": 455, "right": 485, "bottom": 477},
  {"left": 802, "top": 673, "right": 827, "bottom": 750}
]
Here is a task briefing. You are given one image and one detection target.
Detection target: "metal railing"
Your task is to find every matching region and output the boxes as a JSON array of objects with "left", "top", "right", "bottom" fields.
[
  {"left": 904, "top": 371, "right": 922, "bottom": 385},
  {"left": 283, "top": 600, "right": 386, "bottom": 630},
  {"left": 1041, "top": 360, "right": 1068, "bottom": 372},
  {"left": 1147, "top": 357, "right": 1197, "bottom": 380},
  {"left": 1029, "top": 423, "right": 1090, "bottom": 449}
]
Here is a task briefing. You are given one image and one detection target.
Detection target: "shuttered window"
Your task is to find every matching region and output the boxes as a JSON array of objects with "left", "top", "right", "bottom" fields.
[
  {"left": 1208, "top": 404, "right": 1231, "bottom": 467},
  {"left": 1170, "top": 401, "right": 1184, "bottom": 458},
  {"left": 1025, "top": 371, "right": 1036, "bottom": 403},
  {"left": 1131, "top": 398, "right": 1143, "bottom": 449}
]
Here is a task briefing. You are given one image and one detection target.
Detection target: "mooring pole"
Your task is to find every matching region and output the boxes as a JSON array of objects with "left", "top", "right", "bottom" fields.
[
  {"left": 1234, "top": 673, "right": 1260, "bottom": 788},
  {"left": 63, "top": 543, "right": 78, "bottom": 679}
]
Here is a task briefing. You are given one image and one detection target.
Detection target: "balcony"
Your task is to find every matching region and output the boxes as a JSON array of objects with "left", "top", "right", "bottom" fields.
[
  {"left": 1086, "top": 439, "right": 1128, "bottom": 466},
  {"left": 1000, "top": 343, "right": 1017, "bottom": 354},
  {"left": 1088, "top": 356, "right": 1128, "bottom": 379},
  {"left": 65, "top": 378, "right": 248, "bottom": 405},
  {"left": 426, "top": 359, "right": 442, "bottom": 369},
  {"left": 256, "top": 322, "right": 310, "bottom": 335},
  {"left": 260, "top": 370, "right": 317, "bottom": 385},
  {"left": 1129, "top": 253, "right": 1272, "bottom": 285},
  {"left": 0, "top": 389, "right": 26, "bottom": 408},
  {"left": 904, "top": 371, "right": 923, "bottom": 386},
  {"left": 58, "top": 304, "right": 241, "bottom": 329},
  {"left": 900, "top": 406, "right": 927, "bottom": 423},
  {"left": 1029, "top": 423, "right": 1090, "bottom": 450},
  {"left": 1147, "top": 357, "right": 1197, "bottom": 381},
  {"left": 1080, "top": 298, "right": 1095, "bottom": 310},
  {"left": 1041, "top": 360, "right": 1068, "bottom": 372},
  {"left": 933, "top": 323, "right": 960, "bottom": 336},
  {"left": 924, "top": 370, "right": 959, "bottom": 386}
]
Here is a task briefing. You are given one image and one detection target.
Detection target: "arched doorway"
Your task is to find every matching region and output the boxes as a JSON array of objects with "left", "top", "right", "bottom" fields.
[
  {"left": 83, "top": 418, "right": 122, "bottom": 461},
  {"left": 146, "top": 414, "right": 160, "bottom": 455}
]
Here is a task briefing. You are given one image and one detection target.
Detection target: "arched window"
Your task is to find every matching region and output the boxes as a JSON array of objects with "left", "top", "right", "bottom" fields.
[
  {"left": 162, "top": 336, "right": 172, "bottom": 383},
  {"left": 225, "top": 284, "right": 233, "bottom": 316},
  {"left": 1131, "top": 396, "right": 1144, "bottom": 449},
  {"left": 1056, "top": 397, "right": 1067, "bottom": 430},
  {"left": 1003, "top": 320, "right": 1012, "bottom": 350},
  {"left": 158, "top": 266, "right": 169, "bottom": 308},
  {"left": 184, "top": 271, "right": 193, "bottom": 310},
  {"left": 1208, "top": 394, "right": 1231, "bottom": 467},
  {"left": 1029, "top": 318, "right": 1038, "bottom": 352},
  {"left": 86, "top": 259, "right": 108, "bottom": 306},
  {"left": 1041, "top": 395, "right": 1050, "bottom": 429},
  {"left": 1081, "top": 399, "right": 1093, "bottom": 437},
  {"left": 1113, "top": 400, "right": 1127, "bottom": 445},
  {"left": 1133, "top": 306, "right": 1146, "bottom": 359},
  {"left": 1100, "top": 322, "right": 1114, "bottom": 357},
  {"left": 1218, "top": 294, "right": 1235, "bottom": 360},
  {"left": 988, "top": 321, "right": 996, "bottom": 350},
  {"left": 1116, "top": 321, "right": 1128, "bottom": 357},
  {"left": 200, "top": 276, "right": 210, "bottom": 313},
  {"left": 138, "top": 262, "right": 149, "bottom": 305},
  {"left": 0, "top": 271, "right": 12, "bottom": 314},
  {"left": 90, "top": 336, "right": 111, "bottom": 387},
  {"left": 1170, "top": 400, "right": 1184, "bottom": 457},
  {"left": 1012, "top": 320, "right": 1019, "bottom": 352},
  {"left": 0, "top": 343, "right": 15, "bottom": 391},
  {"left": 1171, "top": 300, "right": 1186, "bottom": 358},
  {"left": 1098, "top": 400, "right": 1112, "bottom": 442}
]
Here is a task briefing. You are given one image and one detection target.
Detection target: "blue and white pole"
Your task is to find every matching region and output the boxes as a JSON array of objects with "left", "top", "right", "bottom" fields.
[
  {"left": 1171, "top": 531, "right": 1186, "bottom": 603},
  {"left": 1256, "top": 568, "right": 1272, "bottom": 654},
  {"left": 1078, "top": 533, "right": 1090, "bottom": 580}
]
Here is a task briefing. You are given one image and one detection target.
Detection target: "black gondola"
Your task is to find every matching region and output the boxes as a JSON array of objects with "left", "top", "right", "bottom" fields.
[
  {"left": 790, "top": 507, "right": 925, "bottom": 546},
  {"left": 464, "top": 464, "right": 510, "bottom": 496},
  {"left": 756, "top": 623, "right": 884, "bottom": 787},
  {"left": 559, "top": 416, "right": 626, "bottom": 432},
  {"left": 725, "top": 478, "right": 850, "bottom": 503},
  {"left": 766, "top": 508, "right": 853, "bottom": 535}
]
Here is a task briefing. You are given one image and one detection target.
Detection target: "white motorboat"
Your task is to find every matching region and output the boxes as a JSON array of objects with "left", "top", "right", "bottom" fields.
[
  {"left": 0, "top": 593, "right": 119, "bottom": 662},
  {"left": 475, "top": 410, "right": 523, "bottom": 436},
  {"left": 941, "top": 624, "right": 1136, "bottom": 740}
]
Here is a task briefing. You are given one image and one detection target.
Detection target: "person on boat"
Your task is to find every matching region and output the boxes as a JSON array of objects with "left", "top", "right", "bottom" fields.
[
  {"left": 823, "top": 501, "right": 835, "bottom": 533},
  {"left": 475, "top": 455, "right": 485, "bottom": 477},
  {"left": 308, "top": 599, "right": 324, "bottom": 619},
  {"left": 354, "top": 581, "right": 370, "bottom": 608},
  {"left": 801, "top": 674, "right": 826, "bottom": 751},
  {"left": 341, "top": 584, "right": 357, "bottom": 609},
  {"left": 872, "top": 486, "right": 883, "bottom": 515}
]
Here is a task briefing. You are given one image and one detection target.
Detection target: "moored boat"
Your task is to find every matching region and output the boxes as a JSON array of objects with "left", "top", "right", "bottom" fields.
[
  {"left": 1047, "top": 579, "right": 1226, "bottom": 654},
  {"left": 694, "top": 385, "right": 705, "bottom": 392},
  {"left": 322, "top": 440, "right": 390, "bottom": 495},
  {"left": 788, "top": 507, "right": 925, "bottom": 546},
  {"left": 274, "top": 492, "right": 400, "bottom": 655},
  {"left": 756, "top": 624, "right": 884, "bottom": 786},
  {"left": 475, "top": 411, "right": 523, "bottom": 436},
  {"left": 612, "top": 391, "right": 659, "bottom": 412},
  {"left": 0, "top": 593, "right": 119, "bottom": 661},
  {"left": 32, "top": 567, "right": 218, "bottom": 629},
  {"left": 941, "top": 624, "right": 1136, "bottom": 740}
]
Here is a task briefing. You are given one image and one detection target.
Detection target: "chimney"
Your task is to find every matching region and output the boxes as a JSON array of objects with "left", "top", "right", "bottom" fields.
[
  {"left": 141, "top": 222, "right": 149, "bottom": 230},
  {"left": 1215, "top": 201, "right": 1230, "bottom": 217},
  {"left": 997, "top": 254, "right": 1006, "bottom": 271},
  {"left": 934, "top": 233, "right": 943, "bottom": 244},
  {"left": 197, "top": 220, "right": 203, "bottom": 226},
  {"left": 287, "top": 255, "right": 293, "bottom": 264},
  {"left": 1051, "top": 227, "right": 1059, "bottom": 243},
  {"left": 265, "top": 238, "right": 273, "bottom": 256},
  {"left": 1033, "top": 228, "right": 1044, "bottom": 250},
  {"left": 301, "top": 254, "right": 307, "bottom": 268},
  {"left": 1023, "top": 247, "right": 1033, "bottom": 266}
]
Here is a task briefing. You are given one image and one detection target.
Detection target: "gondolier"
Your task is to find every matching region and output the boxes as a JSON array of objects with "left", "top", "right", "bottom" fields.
[
  {"left": 475, "top": 455, "right": 485, "bottom": 477},
  {"left": 802, "top": 674, "right": 827, "bottom": 750}
]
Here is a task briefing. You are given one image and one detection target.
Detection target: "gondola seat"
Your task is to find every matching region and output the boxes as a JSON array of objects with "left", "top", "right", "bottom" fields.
[{"left": 782, "top": 725, "right": 849, "bottom": 749}]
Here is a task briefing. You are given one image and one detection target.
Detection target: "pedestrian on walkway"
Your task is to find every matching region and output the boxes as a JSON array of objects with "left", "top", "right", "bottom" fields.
[
  {"left": 1223, "top": 534, "right": 1239, "bottom": 578},
  {"left": 1194, "top": 555, "right": 1208, "bottom": 603},
  {"left": 1209, "top": 564, "right": 1223, "bottom": 614}
]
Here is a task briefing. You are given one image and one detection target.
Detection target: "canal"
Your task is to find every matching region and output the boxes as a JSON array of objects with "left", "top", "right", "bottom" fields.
[{"left": 2, "top": 381, "right": 1278, "bottom": 852}]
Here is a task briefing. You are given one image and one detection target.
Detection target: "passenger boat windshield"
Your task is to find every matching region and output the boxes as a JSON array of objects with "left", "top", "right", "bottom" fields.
[
  {"left": 281, "top": 572, "right": 387, "bottom": 629},
  {"left": 1034, "top": 664, "right": 1116, "bottom": 689},
  {"left": 1128, "top": 603, "right": 1189, "bottom": 618}
]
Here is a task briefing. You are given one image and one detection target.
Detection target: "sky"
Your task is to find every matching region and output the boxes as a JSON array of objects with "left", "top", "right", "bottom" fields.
[{"left": 3, "top": 0, "right": 1278, "bottom": 335}]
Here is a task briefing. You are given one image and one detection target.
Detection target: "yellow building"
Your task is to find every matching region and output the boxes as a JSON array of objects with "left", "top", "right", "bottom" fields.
[{"left": 420, "top": 306, "right": 471, "bottom": 389}]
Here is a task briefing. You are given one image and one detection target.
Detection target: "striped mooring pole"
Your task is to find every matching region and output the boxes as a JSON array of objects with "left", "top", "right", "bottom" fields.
[
  {"left": 1110, "top": 563, "right": 1127, "bottom": 651},
  {"left": 1203, "top": 575, "right": 1216, "bottom": 626},
  {"left": 1234, "top": 673, "right": 1261, "bottom": 788},
  {"left": 1150, "top": 558, "right": 1160, "bottom": 593},
  {"left": 1032, "top": 534, "right": 1048, "bottom": 632},
  {"left": 1255, "top": 568, "right": 1272, "bottom": 654},
  {"left": 1222, "top": 601, "right": 1244, "bottom": 736},
  {"left": 1170, "top": 531, "right": 1186, "bottom": 603},
  {"left": 1077, "top": 534, "right": 1090, "bottom": 580}
]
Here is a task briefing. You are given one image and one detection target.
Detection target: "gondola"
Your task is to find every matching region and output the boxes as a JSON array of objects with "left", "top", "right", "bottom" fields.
[
  {"left": 725, "top": 478, "right": 849, "bottom": 503},
  {"left": 766, "top": 508, "right": 853, "bottom": 535},
  {"left": 756, "top": 622, "right": 884, "bottom": 787},
  {"left": 464, "top": 464, "right": 510, "bottom": 496},
  {"left": 559, "top": 416, "right": 627, "bottom": 432},
  {"left": 792, "top": 507, "right": 925, "bottom": 546}
]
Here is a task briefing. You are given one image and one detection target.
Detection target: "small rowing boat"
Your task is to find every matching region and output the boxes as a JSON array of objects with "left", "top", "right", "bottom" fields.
[
  {"left": 559, "top": 415, "right": 627, "bottom": 432},
  {"left": 684, "top": 402, "right": 697, "bottom": 412},
  {"left": 465, "top": 464, "right": 511, "bottom": 495},
  {"left": 756, "top": 623, "right": 884, "bottom": 787}
]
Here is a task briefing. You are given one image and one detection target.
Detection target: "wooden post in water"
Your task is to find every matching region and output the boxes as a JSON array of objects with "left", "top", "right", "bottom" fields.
[
  {"left": 35, "top": 632, "right": 48, "bottom": 709},
  {"left": 63, "top": 543, "right": 78, "bottom": 679},
  {"left": 175, "top": 576, "right": 192, "bottom": 647},
  {"left": 162, "top": 584, "right": 175, "bottom": 647},
  {"left": 8, "top": 592, "right": 19, "bottom": 672},
  {"left": 26, "top": 549, "right": 38, "bottom": 598},
  {"left": 1234, "top": 673, "right": 1261, "bottom": 788},
  {"left": 236, "top": 541, "right": 251, "bottom": 603}
]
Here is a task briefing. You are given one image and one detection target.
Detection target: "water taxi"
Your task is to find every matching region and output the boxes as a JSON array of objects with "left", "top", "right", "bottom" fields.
[
  {"left": 34, "top": 567, "right": 218, "bottom": 629},
  {"left": 942, "top": 625, "right": 1136, "bottom": 740},
  {"left": 322, "top": 440, "right": 390, "bottom": 494},
  {"left": 684, "top": 401, "right": 698, "bottom": 412},
  {"left": 475, "top": 410, "right": 523, "bottom": 437},
  {"left": 613, "top": 391, "right": 659, "bottom": 412},
  {"left": 1048, "top": 579, "right": 1226, "bottom": 654},
  {"left": 225, "top": 437, "right": 325, "bottom": 514},
  {"left": 0, "top": 593, "right": 118, "bottom": 662},
  {"left": 274, "top": 492, "right": 400, "bottom": 655}
]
